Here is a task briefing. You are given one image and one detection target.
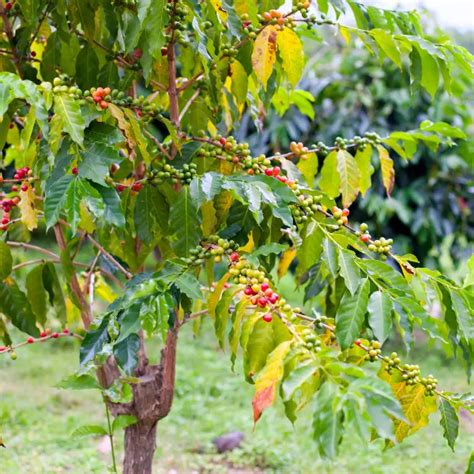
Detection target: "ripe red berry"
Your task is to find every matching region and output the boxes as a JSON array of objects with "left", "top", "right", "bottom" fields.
[
  {"left": 52, "top": 332, "right": 59, "bottom": 338},
  {"left": 0, "top": 346, "right": 5, "bottom": 351},
  {"left": 262, "top": 313, "right": 273, "bottom": 323},
  {"left": 272, "top": 166, "right": 280, "bottom": 176},
  {"left": 269, "top": 293, "right": 279, "bottom": 304},
  {"left": 30, "top": 51, "right": 37, "bottom": 57},
  {"left": 11, "top": 185, "right": 18, "bottom": 192},
  {"left": 354, "top": 339, "right": 362, "bottom": 346},
  {"left": 1, "top": 217, "right": 9, "bottom": 225},
  {"left": 219, "top": 137, "right": 226, "bottom": 146},
  {"left": 5, "top": 2, "right": 12, "bottom": 11},
  {"left": 229, "top": 252, "right": 239, "bottom": 262},
  {"left": 72, "top": 167, "right": 79, "bottom": 175},
  {"left": 116, "top": 184, "right": 126, "bottom": 192},
  {"left": 21, "top": 184, "right": 28, "bottom": 192},
  {"left": 264, "top": 168, "right": 273, "bottom": 176},
  {"left": 261, "top": 283, "right": 269, "bottom": 292},
  {"left": 360, "top": 234, "right": 370, "bottom": 243},
  {"left": 63, "top": 328, "right": 69, "bottom": 334},
  {"left": 131, "top": 182, "right": 142, "bottom": 192},
  {"left": 244, "top": 287, "right": 253, "bottom": 296},
  {"left": 40, "top": 331, "right": 47, "bottom": 338},
  {"left": 342, "top": 208, "right": 350, "bottom": 216},
  {"left": 257, "top": 297, "right": 267, "bottom": 308},
  {"left": 27, "top": 337, "right": 34, "bottom": 344},
  {"left": 99, "top": 100, "right": 108, "bottom": 110},
  {"left": 264, "top": 288, "right": 273, "bottom": 297}
]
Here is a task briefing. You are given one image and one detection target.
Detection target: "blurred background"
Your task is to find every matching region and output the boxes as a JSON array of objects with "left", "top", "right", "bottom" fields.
[{"left": 1, "top": 2, "right": 473, "bottom": 473}]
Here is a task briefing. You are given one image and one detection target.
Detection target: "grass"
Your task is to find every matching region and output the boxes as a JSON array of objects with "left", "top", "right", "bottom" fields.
[{"left": 0, "top": 325, "right": 472, "bottom": 474}]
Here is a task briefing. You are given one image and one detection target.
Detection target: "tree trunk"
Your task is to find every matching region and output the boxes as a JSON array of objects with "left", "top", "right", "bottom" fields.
[
  {"left": 123, "top": 420, "right": 157, "bottom": 474},
  {"left": 108, "top": 325, "right": 179, "bottom": 474}
]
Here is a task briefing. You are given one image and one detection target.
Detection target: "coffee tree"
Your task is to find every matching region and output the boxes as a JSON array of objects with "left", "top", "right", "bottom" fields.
[{"left": 0, "top": 0, "right": 473, "bottom": 472}]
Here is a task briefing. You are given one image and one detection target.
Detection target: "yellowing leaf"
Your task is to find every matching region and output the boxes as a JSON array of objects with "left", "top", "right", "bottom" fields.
[
  {"left": 207, "top": 272, "right": 230, "bottom": 319},
  {"left": 277, "top": 27, "right": 304, "bottom": 87},
  {"left": 108, "top": 104, "right": 135, "bottom": 148},
  {"left": 252, "top": 26, "right": 278, "bottom": 89},
  {"left": 377, "top": 145, "right": 395, "bottom": 196},
  {"left": 253, "top": 340, "right": 293, "bottom": 422},
  {"left": 278, "top": 248, "right": 296, "bottom": 278},
  {"left": 336, "top": 149, "right": 360, "bottom": 208},
  {"left": 380, "top": 368, "right": 437, "bottom": 443},
  {"left": 355, "top": 145, "right": 373, "bottom": 197},
  {"left": 297, "top": 152, "right": 318, "bottom": 186},
  {"left": 230, "top": 60, "right": 248, "bottom": 107},
  {"left": 19, "top": 186, "right": 38, "bottom": 231},
  {"left": 209, "top": 0, "right": 228, "bottom": 21},
  {"left": 339, "top": 25, "right": 351, "bottom": 44}
]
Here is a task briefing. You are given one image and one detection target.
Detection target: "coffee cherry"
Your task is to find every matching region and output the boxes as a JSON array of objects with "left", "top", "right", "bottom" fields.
[
  {"left": 40, "top": 331, "right": 47, "bottom": 338},
  {"left": 262, "top": 313, "right": 273, "bottom": 323},
  {"left": 131, "top": 182, "right": 142, "bottom": 192},
  {"left": 52, "top": 332, "right": 59, "bottom": 338},
  {"left": 360, "top": 234, "right": 370, "bottom": 243},
  {"left": 72, "top": 167, "right": 79, "bottom": 175},
  {"left": 27, "top": 337, "right": 34, "bottom": 344},
  {"left": 10, "top": 351, "right": 17, "bottom": 360},
  {"left": 20, "top": 184, "right": 28, "bottom": 192},
  {"left": 229, "top": 252, "right": 239, "bottom": 262}
]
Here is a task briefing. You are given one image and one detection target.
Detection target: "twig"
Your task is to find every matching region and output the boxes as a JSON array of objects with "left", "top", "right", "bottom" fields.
[
  {"left": 0, "top": 332, "right": 83, "bottom": 356},
  {"left": 179, "top": 88, "right": 201, "bottom": 122},
  {"left": 6, "top": 241, "right": 59, "bottom": 259},
  {"left": 87, "top": 235, "right": 133, "bottom": 280}
]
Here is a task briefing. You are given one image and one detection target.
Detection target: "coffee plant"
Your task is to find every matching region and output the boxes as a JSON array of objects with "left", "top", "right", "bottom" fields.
[{"left": 0, "top": 1, "right": 472, "bottom": 472}]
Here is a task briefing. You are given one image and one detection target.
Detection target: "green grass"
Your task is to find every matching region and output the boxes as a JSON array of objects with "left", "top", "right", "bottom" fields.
[{"left": 0, "top": 325, "right": 472, "bottom": 473}]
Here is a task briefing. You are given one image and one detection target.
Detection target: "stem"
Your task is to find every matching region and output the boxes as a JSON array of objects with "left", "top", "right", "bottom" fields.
[
  {"left": 104, "top": 396, "right": 118, "bottom": 474},
  {"left": 6, "top": 241, "right": 59, "bottom": 259},
  {"left": 0, "top": 1, "right": 21, "bottom": 75}
]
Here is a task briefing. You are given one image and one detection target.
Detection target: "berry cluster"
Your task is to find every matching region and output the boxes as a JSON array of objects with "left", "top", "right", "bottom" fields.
[
  {"left": 331, "top": 206, "right": 350, "bottom": 226},
  {"left": 384, "top": 351, "right": 402, "bottom": 373},
  {"left": 243, "top": 281, "right": 280, "bottom": 309},
  {"left": 197, "top": 136, "right": 252, "bottom": 166},
  {"left": 164, "top": 0, "right": 189, "bottom": 47},
  {"left": 364, "top": 340, "right": 382, "bottom": 362},
  {"left": 300, "top": 328, "right": 321, "bottom": 352},
  {"left": 291, "top": 191, "right": 322, "bottom": 224},
  {"left": 420, "top": 374, "right": 438, "bottom": 396},
  {"left": 289, "top": 141, "right": 310, "bottom": 157},
  {"left": 400, "top": 363, "right": 421, "bottom": 385},
  {"left": 150, "top": 161, "right": 198, "bottom": 185},
  {"left": 367, "top": 237, "right": 393, "bottom": 258},
  {"left": 186, "top": 236, "right": 240, "bottom": 265},
  {"left": 12, "top": 166, "right": 31, "bottom": 181},
  {"left": 312, "top": 313, "right": 330, "bottom": 329},
  {"left": 49, "top": 76, "right": 160, "bottom": 119}
]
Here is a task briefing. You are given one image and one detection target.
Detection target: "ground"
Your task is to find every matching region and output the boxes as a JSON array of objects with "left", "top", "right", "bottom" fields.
[{"left": 0, "top": 319, "right": 472, "bottom": 474}]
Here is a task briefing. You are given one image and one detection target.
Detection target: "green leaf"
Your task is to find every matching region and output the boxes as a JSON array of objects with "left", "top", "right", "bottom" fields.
[
  {"left": 56, "top": 374, "right": 100, "bottom": 390},
  {"left": 336, "top": 149, "right": 360, "bottom": 208},
  {"left": 319, "top": 151, "right": 340, "bottom": 199},
  {"left": 0, "top": 240, "right": 12, "bottom": 280},
  {"left": 322, "top": 238, "right": 338, "bottom": 278},
  {"left": 215, "top": 289, "right": 235, "bottom": 349},
  {"left": 439, "top": 399, "right": 459, "bottom": 451},
  {"left": 54, "top": 94, "right": 85, "bottom": 146},
  {"left": 114, "top": 333, "right": 140, "bottom": 375},
  {"left": 277, "top": 27, "right": 304, "bottom": 87},
  {"left": 80, "top": 316, "right": 110, "bottom": 366},
  {"left": 75, "top": 45, "right": 100, "bottom": 90},
  {"left": 296, "top": 221, "right": 323, "bottom": 274},
  {"left": 169, "top": 187, "right": 201, "bottom": 257},
  {"left": 336, "top": 279, "right": 370, "bottom": 349},
  {"left": 418, "top": 47, "right": 440, "bottom": 98},
  {"left": 370, "top": 29, "right": 402, "bottom": 68},
  {"left": 25, "top": 265, "right": 48, "bottom": 325},
  {"left": 112, "top": 415, "right": 137, "bottom": 433},
  {"left": 0, "top": 281, "right": 38, "bottom": 336},
  {"left": 71, "top": 424, "right": 108, "bottom": 438},
  {"left": 450, "top": 290, "right": 473, "bottom": 341},
  {"left": 338, "top": 248, "right": 361, "bottom": 296},
  {"left": 367, "top": 290, "right": 393, "bottom": 343},
  {"left": 44, "top": 174, "right": 73, "bottom": 229},
  {"left": 134, "top": 185, "right": 169, "bottom": 244},
  {"left": 78, "top": 141, "right": 120, "bottom": 185}
]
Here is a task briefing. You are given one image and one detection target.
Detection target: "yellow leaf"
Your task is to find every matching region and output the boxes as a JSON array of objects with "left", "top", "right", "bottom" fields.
[
  {"left": 201, "top": 200, "right": 217, "bottom": 236},
  {"left": 210, "top": 0, "right": 228, "bottom": 21},
  {"left": 253, "top": 340, "right": 293, "bottom": 422},
  {"left": 277, "top": 27, "right": 304, "bottom": 87},
  {"left": 18, "top": 186, "right": 38, "bottom": 231},
  {"left": 380, "top": 367, "right": 437, "bottom": 442},
  {"left": 240, "top": 233, "right": 254, "bottom": 253},
  {"left": 207, "top": 272, "right": 230, "bottom": 319},
  {"left": 339, "top": 25, "right": 352, "bottom": 44},
  {"left": 252, "top": 26, "right": 278, "bottom": 89},
  {"left": 278, "top": 248, "right": 296, "bottom": 278},
  {"left": 377, "top": 145, "right": 395, "bottom": 196},
  {"left": 108, "top": 104, "right": 135, "bottom": 147},
  {"left": 95, "top": 277, "right": 118, "bottom": 303},
  {"left": 79, "top": 202, "right": 95, "bottom": 234}
]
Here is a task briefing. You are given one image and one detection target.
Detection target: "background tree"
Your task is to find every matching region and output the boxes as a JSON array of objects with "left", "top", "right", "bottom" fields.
[{"left": 0, "top": 1, "right": 472, "bottom": 473}]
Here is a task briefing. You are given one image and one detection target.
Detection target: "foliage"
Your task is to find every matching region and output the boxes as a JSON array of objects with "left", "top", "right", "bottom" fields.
[
  {"left": 239, "top": 30, "right": 473, "bottom": 276},
  {"left": 0, "top": 0, "right": 472, "bottom": 470}
]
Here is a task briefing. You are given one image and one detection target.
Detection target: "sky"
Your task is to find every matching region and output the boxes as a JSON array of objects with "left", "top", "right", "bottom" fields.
[{"left": 366, "top": 0, "right": 474, "bottom": 30}]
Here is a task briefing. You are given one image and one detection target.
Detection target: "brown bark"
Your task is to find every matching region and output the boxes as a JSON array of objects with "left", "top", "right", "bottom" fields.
[{"left": 110, "top": 325, "right": 179, "bottom": 473}]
